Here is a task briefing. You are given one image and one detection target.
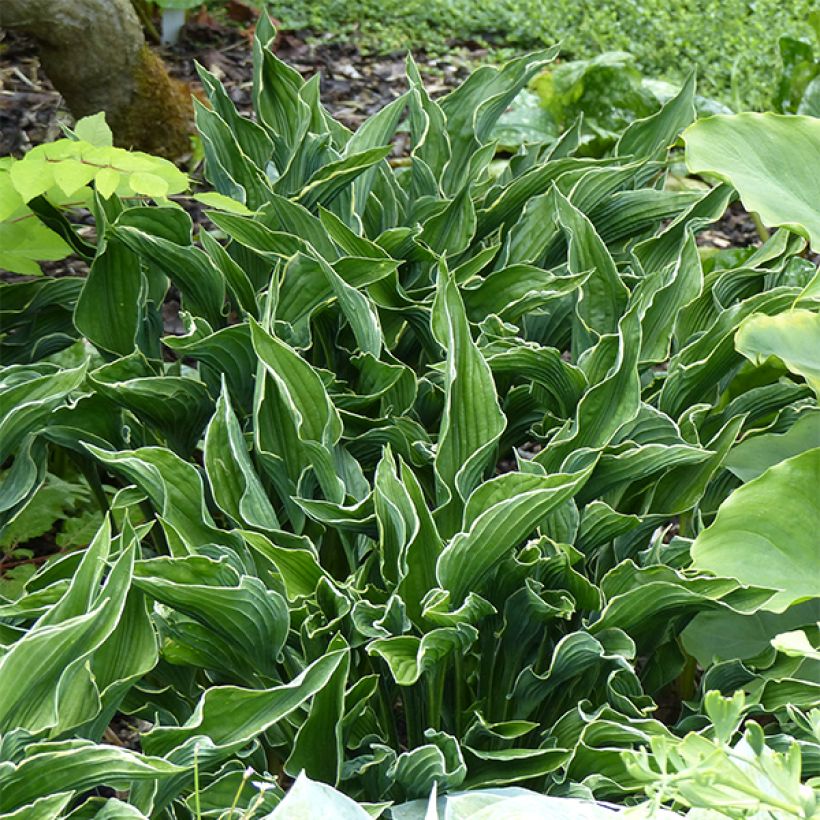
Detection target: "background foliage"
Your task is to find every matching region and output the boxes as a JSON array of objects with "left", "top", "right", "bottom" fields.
[
  {"left": 265, "top": 0, "right": 817, "bottom": 110},
  {"left": 0, "top": 15, "right": 819, "bottom": 819}
]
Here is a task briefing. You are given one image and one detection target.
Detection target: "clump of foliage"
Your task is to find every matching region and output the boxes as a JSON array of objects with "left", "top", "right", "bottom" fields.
[
  {"left": 0, "top": 18, "right": 819, "bottom": 818},
  {"left": 496, "top": 51, "right": 731, "bottom": 156},
  {"left": 775, "top": 11, "right": 820, "bottom": 116},
  {"left": 266, "top": 0, "right": 815, "bottom": 110}
]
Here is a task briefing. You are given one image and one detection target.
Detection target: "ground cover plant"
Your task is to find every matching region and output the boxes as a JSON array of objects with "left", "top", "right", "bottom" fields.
[
  {"left": 0, "top": 18, "right": 819, "bottom": 818},
  {"left": 265, "top": 0, "right": 816, "bottom": 111}
]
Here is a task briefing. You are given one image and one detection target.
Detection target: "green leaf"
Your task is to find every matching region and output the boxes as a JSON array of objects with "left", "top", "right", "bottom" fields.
[
  {"left": 193, "top": 192, "right": 253, "bottom": 215},
  {"left": 0, "top": 743, "right": 184, "bottom": 813},
  {"left": 142, "top": 649, "right": 347, "bottom": 757},
  {"left": 134, "top": 556, "right": 288, "bottom": 677},
  {"left": 736, "top": 309, "right": 820, "bottom": 396},
  {"left": 726, "top": 410, "right": 820, "bottom": 482},
  {"left": 250, "top": 319, "right": 343, "bottom": 446},
  {"left": 369, "top": 625, "right": 477, "bottom": 686},
  {"left": 691, "top": 448, "right": 820, "bottom": 612},
  {"left": 431, "top": 266, "right": 506, "bottom": 531},
  {"left": 270, "top": 775, "right": 370, "bottom": 819},
  {"left": 204, "top": 381, "right": 279, "bottom": 530},
  {"left": 616, "top": 69, "right": 696, "bottom": 159},
  {"left": 285, "top": 636, "right": 350, "bottom": 784},
  {"left": 75, "top": 237, "right": 143, "bottom": 356},
  {"left": 684, "top": 113, "right": 820, "bottom": 252},
  {"left": 0, "top": 218, "right": 72, "bottom": 275},
  {"left": 437, "top": 466, "right": 594, "bottom": 604},
  {"left": 0, "top": 529, "right": 134, "bottom": 735},
  {"left": 74, "top": 112, "right": 114, "bottom": 147}
]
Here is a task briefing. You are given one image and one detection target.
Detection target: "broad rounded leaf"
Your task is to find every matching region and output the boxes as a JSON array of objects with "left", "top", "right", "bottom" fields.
[
  {"left": 691, "top": 448, "right": 820, "bottom": 612},
  {"left": 736, "top": 310, "right": 820, "bottom": 396},
  {"left": 684, "top": 113, "right": 820, "bottom": 251}
]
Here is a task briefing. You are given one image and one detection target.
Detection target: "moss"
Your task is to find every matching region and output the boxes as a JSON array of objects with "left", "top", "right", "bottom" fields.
[{"left": 111, "top": 46, "right": 194, "bottom": 159}]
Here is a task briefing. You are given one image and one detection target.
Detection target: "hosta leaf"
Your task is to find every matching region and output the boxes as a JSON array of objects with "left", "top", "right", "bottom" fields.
[
  {"left": 420, "top": 185, "right": 476, "bottom": 258},
  {"left": 296, "top": 146, "right": 392, "bottom": 211},
  {"left": 267, "top": 772, "right": 370, "bottom": 819},
  {"left": 691, "top": 448, "right": 820, "bottom": 612},
  {"left": 726, "top": 409, "right": 820, "bottom": 482},
  {"left": 659, "top": 288, "right": 798, "bottom": 418},
  {"left": 437, "top": 466, "right": 594, "bottom": 604},
  {"left": 461, "top": 746, "right": 571, "bottom": 789},
  {"left": 735, "top": 309, "right": 820, "bottom": 396},
  {"left": 406, "top": 55, "right": 450, "bottom": 181},
  {"left": 464, "top": 267, "right": 588, "bottom": 323},
  {"left": 577, "top": 442, "right": 710, "bottom": 504},
  {"left": 196, "top": 62, "right": 274, "bottom": 170},
  {"left": 134, "top": 556, "right": 289, "bottom": 675},
  {"left": 682, "top": 600, "right": 820, "bottom": 666},
  {"left": 536, "top": 306, "right": 642, "bottom": 470},
  {"left": 74, "top": 237, "right": 142, "bottom": 356},
  {"left": 204, "top": 381, "right": 279, "bottom": 530},
  {"left": 0, "top": 363, "right": 86, "bottom": 463},
  {"left": 250, "top": 319, "right": 343, "bottom": 446},
  {"left": 285, "top": 635, "right": 350, "bottom": 784},
  {"left": 65, "top": 797, "right": 150, "bottom": 819},
  {"left": 368, "top": 624, "right": 477, "bottom": 686},
  {"left": 647, "top": 414, "right": 744, "bottom": 515},
  {"left": 88, "top": 578, "right": 158, "bottom": 731},
  {"left": 0, "top": 535, "right": 133, "bottom": 735},
  {"left": 475, "top": 156, "right": 602, "bottom": 239},
  {"left": 0, "top": 742, "right": 184, "bottom": 813},
  {"left": 193, "top": 99, "right": 272, "bottom": 209},
  {"left": 551, "top": 186, "right": 628, "bottom": 344},
  {"left": 684, "top": 113, "right": 820, "bottom": 251},
  {"left": 633, "top": 234, "right": 703, "bottom": 364},
  {"left": 439, "top": 48, "right": 558, "bottom": 194},
  {"left": 162, "top": 320, "right": 256, "bottom": 412},
  {"left": 512, "top": 630, "right": 635, "bottom": 720},
  {"left": 89, "top": 366, "right": 213, "bottom": 457},
  {"left": 111, "top": 209, "right": 226, "bottom": 329},
  {"left": 431, "top": 267, "right": 506, "bottom": 531},
  {"left": 142, "top": 649, "right": 347, "bottom": 757},
  {"left": 206, "top": 211, "right": 308, "bottom": 261},
  {"left": 390, "top": 730, "right": 467, "bottom": 799},
  {"left": 199, "top": 229, "right": 260, "bottom": 319},
  {"left": 343, "top": 91, "right": 408, "bottom": 215},
  {"left": 84, "top": 445, "right": 234, "bottom": 552},
  {"left": 252, "top": 21, "right": 311, "bottom": 167},
  {"left": 0, "top": 793, "right": 74, "bottom": 819},
  {"left": 616, "top": 69, "right": 696, "bottom": 159},
  {"left": 590, "top": 561, "right": 773, "bottom": 652}
]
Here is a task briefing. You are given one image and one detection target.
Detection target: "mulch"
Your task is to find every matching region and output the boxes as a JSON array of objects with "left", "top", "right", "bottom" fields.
[{"left": 0, "top": 23, "right": 474, "bottom": 156}]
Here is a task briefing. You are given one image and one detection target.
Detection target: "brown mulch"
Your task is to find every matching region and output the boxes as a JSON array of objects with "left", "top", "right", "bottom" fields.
[{"left": 0, "top": 24, "right": 474, "bottom": 158}]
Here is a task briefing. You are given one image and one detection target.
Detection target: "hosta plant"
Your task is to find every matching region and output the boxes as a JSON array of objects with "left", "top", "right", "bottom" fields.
[{"left": 0, "top": 16, "right": 819, "bottom": 818}]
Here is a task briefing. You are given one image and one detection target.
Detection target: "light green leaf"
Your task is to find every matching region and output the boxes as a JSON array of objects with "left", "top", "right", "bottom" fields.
[
  {"left": 74, "top": 112, "right": 114, "bottom": 146},
  {"left": 691, "top": 448, "right": 820, "bottom": 612},
  {"left": 267, "top": 772, "right": 371, "bottom": 819},
  {"left": 193, "top": 192, "right": 254, "bottom": 214},
  {"left": 736, "top": 309, "right": 820, "bottom": 396},
  {"left": 684, "top": 113, "right": 820, "bottom": 252}
]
